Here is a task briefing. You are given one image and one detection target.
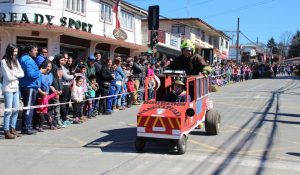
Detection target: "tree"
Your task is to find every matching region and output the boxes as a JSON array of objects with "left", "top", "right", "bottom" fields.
[
  {"left": 288, "top": 30, "right": 300, "bottom": 58},
  {"left": 267, "top": 37, "right": 279, "bottom": 54},
  {"left": 279, "top": 31, "right": 292, "bottom": 58}
]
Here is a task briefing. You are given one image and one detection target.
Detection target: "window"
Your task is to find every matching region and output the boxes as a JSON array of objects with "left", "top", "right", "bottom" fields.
[
  {"left": 221, "top": 38, "right": 224, "bottom": 47},
  {"left": 204, "top": 77, "right": 208, "bottom": 95},
  {"left": 100, "top": 3, "right": 112, "bottom": 22},
  {"left": 171, "top": 25, "right": 185, "bottom": 35},
  {"left": 195, "top": 29, "right": 201, "bottom": 39},
  {"left": 27, "top": 0, "right": 49, "bottom": 4},
  {"left": 188, "top": 80, "right": 195, "bottom": 102},
  {"left": 225, "top": 41, "right": 228, "bottom": 48},
  {"left": 209, "top": 36, "right": 212, "bottom": 45},
  {"left": 201, "top": 31, "right": 205, "bottom": 41},
  {"left": 121, "top": 11, "right": 133, "bottom": 30},
  {"left": 196, "top": 79, "right": 202, "bottom": 99},
  {"left": 66, "top": 0, "right": 85, "bottom": 14}
]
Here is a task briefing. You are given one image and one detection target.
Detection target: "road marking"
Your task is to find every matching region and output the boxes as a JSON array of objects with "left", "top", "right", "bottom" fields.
[
  {"left": 98, "top": 141, "right": 113, "bottom": 147},
  {"left": 188, "top": 139, "right": 222, "bottom": 151},
  {"left": 213, "top": 102, "right": 257, "bottom": 110},
  {"left": 58, "top": 133, "right": 86, "bottom": 146},
  {"left": 227, "top": 125, "right": 300, "bottom": 146}
]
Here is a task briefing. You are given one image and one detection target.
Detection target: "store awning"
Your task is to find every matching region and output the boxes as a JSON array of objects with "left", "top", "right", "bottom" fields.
[
  {"left": 0, "top": 23, "right": 148, "bottom": 52},
  {"left": 156, "top": 45, "right": 181, "bottom": 57}
]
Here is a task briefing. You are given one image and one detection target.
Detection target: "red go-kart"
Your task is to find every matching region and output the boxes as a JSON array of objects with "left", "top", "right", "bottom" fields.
[{"left": 135, "top": 70, "right": 221, "bottom": 154}]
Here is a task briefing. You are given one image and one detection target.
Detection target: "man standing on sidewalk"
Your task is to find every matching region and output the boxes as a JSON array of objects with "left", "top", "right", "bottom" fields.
[{"left": 19, "top": 43, "right": 41, "bottom": 135}]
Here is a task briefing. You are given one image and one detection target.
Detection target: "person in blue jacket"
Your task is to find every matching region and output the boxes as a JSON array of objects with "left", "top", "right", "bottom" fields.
[
  {"left": 19, "top": 43, "right": 43, "bottom": 135},
  {"left": 35, "top": 47, "right": 48, "bottom": 67}
]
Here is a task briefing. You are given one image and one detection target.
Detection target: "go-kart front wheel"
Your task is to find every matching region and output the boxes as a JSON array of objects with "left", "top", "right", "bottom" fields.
[
  {"left": 177, "top": 135, "right": 187, "bottom": 155},
  {"left": 205, "top": 109, "right": 221, "bottom": 135}
]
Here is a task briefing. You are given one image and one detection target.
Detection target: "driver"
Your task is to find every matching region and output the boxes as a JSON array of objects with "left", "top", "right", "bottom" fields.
[
  {"left": 163, "top": 79, "right": 190, "bottom": 102},
  {"left": 169, "top": 39, "right": 211, "bottom": 76}
]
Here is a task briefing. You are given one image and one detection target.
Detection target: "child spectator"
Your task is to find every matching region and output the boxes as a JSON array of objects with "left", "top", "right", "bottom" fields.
[
  {"left": 75, "top": 64, "right": 89, "bottom": 122},
  {"left": 85, "top": 74, "right": 99, "bottom": 118},
  {"left": 50, "top": 61, "right": 64, "bottom": 127},
  {"left": 126, "top": 74, "right": 135, "bottom": 108},
  {"left": 120, "top": 65, "right": 128, "bottom": 110},
  {"left": 33, "top": 60, "right": 57, "bottom": 131},
  {"left": 107, "top": 63, "right": 117, "bottom": 113},
  {"left": 147, "top": 64, "right": 155, "bottom": 100},
  {"left": 71, "top": 76, "right": 84, "bottom": 124}
]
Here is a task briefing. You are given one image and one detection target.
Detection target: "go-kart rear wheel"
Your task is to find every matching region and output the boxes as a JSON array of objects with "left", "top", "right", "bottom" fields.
[
  {"left": 205, "top": 109, "right": 221, "bottom": 135},
  {"left": 177, "top": 135, "right": 187, "bottom": 155},
  {"left": 135, "top": 137, "right": 146, "bottom": 152}
]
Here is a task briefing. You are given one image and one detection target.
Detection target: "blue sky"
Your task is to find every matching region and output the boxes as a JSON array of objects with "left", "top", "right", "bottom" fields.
[{"left": 125, "top": 0, "right": 300, "bottom": 45}]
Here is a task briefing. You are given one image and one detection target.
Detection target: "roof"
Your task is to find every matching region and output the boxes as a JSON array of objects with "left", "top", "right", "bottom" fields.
[
  {"left": 122, "top": 1, "right": 148, "bottom": 16},
  {"left": 157, "top": 18, "right": 231, "bottom": 39}
]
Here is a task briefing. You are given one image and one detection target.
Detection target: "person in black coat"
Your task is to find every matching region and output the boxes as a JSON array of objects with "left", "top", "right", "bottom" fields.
[{"left": 99, "top": 59, "right": 115, "bottom": 115}]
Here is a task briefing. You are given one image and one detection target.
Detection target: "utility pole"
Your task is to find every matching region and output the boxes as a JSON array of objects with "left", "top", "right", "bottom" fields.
[
  {"left": 231, "top": 34, "right": 235, "bottom": 45},
  {"left": 236, "top": 18, "right": 240, "bottom": 63}
]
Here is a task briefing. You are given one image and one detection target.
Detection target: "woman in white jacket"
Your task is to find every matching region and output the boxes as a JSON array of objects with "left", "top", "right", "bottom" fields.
[{"left": 0, "top": 44, "right": 24, "bottom": 139}]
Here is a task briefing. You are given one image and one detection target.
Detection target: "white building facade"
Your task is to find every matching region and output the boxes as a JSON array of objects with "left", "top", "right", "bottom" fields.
[
  {"left": 0, "top": 0, "right": 147, "bottom": 59},
  {"left": 150, "top": 18, "right": 230, "bottom": 63}
]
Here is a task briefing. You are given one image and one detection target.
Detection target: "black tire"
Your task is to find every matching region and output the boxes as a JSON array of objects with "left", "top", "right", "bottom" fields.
[
  {"left": 135, "top": 137, "right": 146, "bottom": 152},
  {"left": 205, "top": 109, "right": 221, "bottom": 135},
  {"left": 177, "top": 136, "right": 187, "bottom": 155}
]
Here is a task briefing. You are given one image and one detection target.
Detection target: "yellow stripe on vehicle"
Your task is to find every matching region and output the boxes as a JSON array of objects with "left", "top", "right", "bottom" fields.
[
  {"left": 152, "top": 117, "right": 159, "bottom": 127},
  {"left": 168, "top": 118, "right": 174, "bottom": 128},
  {"left": 137, "top": 116, "right": 142, "bottom": 126},
  {"left": 144, "top": 117, "right": 151, "bottom": 127},
  {"left": 159, "top": 117, "right": 165, "bottom": 128},
  {"left": 175, "top": 118, "right": 181, "bottom": 128}
]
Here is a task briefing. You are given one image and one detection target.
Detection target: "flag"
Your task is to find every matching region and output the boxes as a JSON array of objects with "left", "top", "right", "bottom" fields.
[{"left": 113, "top": 0, "right": 122, "bottom": 29}]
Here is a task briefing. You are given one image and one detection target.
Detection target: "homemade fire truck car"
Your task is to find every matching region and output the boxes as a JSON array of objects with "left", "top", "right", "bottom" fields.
[{"left": 135, "top": 70, "right": 221, "bottom": 154}]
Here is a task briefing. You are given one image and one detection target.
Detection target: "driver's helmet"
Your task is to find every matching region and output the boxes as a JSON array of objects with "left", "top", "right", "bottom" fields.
[{"left": 181, "top": 39, "right": 195, "bottom": 54}]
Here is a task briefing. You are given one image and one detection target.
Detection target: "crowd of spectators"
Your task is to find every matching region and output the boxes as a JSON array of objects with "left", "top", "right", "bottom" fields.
[
  {"left": 1, "top": 42, "right": 299, "bottom": 139},
  {"left": 0, "top": 43, "right": 171, "bottom": 139}
]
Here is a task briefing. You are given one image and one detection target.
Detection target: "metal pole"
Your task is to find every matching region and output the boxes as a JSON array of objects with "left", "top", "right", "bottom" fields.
[{"left": 236, "top": 18, "right": 240, "bottom": 63}]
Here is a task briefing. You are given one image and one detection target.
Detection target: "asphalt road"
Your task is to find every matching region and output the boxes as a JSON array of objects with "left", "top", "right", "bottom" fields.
[{"left": 0, "top": 75, "right": 300, "bottom": 175}]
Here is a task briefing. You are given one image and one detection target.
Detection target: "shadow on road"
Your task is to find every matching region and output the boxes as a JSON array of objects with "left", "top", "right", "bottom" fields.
[
  {"left": 286, "top": 152, "right": 300, "bottom": 157},
  {"left": 273, "top": 75, "right": 300, "bottom": 80},
  {"left": 190, "top": 77, "right": 299, "bottom": 175},
  {"left": 83, "top": 127, "right": 179, "bottom": 154},
  {"left": 254, "top": 112, "right": 300, "bottom": 118}
]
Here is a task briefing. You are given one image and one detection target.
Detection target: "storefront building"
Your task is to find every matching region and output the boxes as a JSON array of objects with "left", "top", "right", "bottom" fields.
[
  {"left": 0, "top": 0, "right": 148, "bottom": 59},
  {"left": 154, "top": 18, "right": 230, "bottom": 63}
]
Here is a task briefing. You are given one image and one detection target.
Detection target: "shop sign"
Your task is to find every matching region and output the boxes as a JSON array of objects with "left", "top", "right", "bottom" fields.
[
  {"left": 113, "top": 28, "right": 127, "bottom": 40},
  {"left": 0, "top": 13, "right": 93, "bottom": 33},
  {"left": 170, "top": 35, "right": 178, "bottom": 47}
]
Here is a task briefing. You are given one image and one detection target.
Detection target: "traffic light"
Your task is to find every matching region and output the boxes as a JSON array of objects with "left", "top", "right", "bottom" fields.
[
  {"left": 150, "top": 31, "right": 159, "bottom": 48},
  {"left": 148, "top": 5, "right": 159, "bottom": 30}
]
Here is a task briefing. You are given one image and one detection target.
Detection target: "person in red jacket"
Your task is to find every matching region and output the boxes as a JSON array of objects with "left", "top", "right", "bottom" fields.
[
  {"left": 126, "top": 74, "right": 135, "bottom": 108},
  {"left": 34, "top": 92, "right": 58, "bottom": 131}
]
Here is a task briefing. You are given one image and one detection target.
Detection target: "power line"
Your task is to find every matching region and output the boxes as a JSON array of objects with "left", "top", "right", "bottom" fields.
[
  {"left": 201, "top": 0, "right": 277, "bottom": 19},
  {"left": 239, "top": 31, "right": 257, "bottom": 45},
  {"left": 162, "top": 0, "right": 213, "bottom": 14}
]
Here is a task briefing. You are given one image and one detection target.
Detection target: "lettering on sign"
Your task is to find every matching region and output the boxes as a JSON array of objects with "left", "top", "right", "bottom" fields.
[
  {"left": 113, "top": 28, "right": 128, "bottom": 41},
  {"left": 0, "top": 13, "right": 93, "bottom": 33},
  {"left": 138, "top": 105, "right": 182, "bottom": 117}
]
